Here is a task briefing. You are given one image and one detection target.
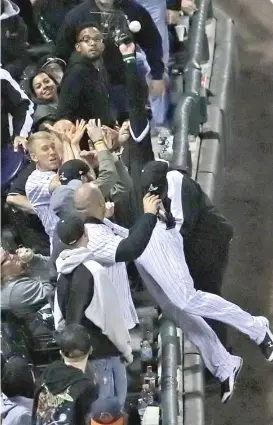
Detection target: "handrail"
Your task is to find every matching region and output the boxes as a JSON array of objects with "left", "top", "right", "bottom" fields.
[
  {"left": 160, "top": 317, "right": 178, "bottom": 425},
  {"left": 188, "top": 0, "right": 212, "bottom": 64},
  {"left": 171, "top": 93, "right": 200, "bottom": 174},
  {"left": 171, "top": 0, "right": 213, "bottom": 174}
]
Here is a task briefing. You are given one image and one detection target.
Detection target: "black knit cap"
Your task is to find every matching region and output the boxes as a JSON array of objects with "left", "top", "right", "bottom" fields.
[
  {"left": 58, "top": 159, "right": 90, "bottom": 185},
  {"left": 56, "top": 214, "right": 85, "bottom": 245},
  {"left": 141, "top": 160, "right": 168, "bottom": 196}
]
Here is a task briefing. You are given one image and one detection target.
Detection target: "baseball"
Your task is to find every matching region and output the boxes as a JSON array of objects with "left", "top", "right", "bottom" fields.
[{"left": 129, "top": 20, "right": 141, "bottom": 33}]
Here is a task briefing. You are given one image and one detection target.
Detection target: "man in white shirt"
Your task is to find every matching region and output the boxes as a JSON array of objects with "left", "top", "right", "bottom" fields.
[
  {"left": 74, "top": 180, "right": 273, "bottom": 405},
  {"left": 25, "top": 131, "right": 64, "bottom": 250},
  {"left": 74, "top": 183, "right": 161, "bottom": 330}
]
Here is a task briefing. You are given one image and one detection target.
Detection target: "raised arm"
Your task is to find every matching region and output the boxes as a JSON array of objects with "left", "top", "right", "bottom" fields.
[
  {"left": 132, "top": 2, "right": 164, "bottom": 82},
  {"left": 119, "top": 42, "right": 150, "bottom": 143}
]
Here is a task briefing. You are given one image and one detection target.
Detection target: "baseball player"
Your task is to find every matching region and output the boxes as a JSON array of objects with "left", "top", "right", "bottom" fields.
[
  {"left": 141, "top": 161, "right": 234, "bottom": 348},
  {"left": 76, "top": 181, "right": 273, "bottom": 404}
]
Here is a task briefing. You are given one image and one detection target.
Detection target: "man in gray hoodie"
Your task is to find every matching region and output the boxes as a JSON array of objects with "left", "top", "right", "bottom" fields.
[{"left": 54, "top": 214, "right": 133, "bottom": 407}]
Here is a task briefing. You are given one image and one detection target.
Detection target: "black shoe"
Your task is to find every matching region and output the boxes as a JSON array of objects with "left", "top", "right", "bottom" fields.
[
  {"left": 220, "top": 357, "right": 243, "bottom": 404},
  {"left": 259, "top": 328, "right": 273, "bottom": 362}
]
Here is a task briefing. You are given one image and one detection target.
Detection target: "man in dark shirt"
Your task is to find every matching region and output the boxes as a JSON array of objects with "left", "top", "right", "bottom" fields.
[
  {"left": 55, "top": 0, "right": 165, "bottom": 117},
  {"left": 57, "top": 22, "right": 114, "bottom": 125}
]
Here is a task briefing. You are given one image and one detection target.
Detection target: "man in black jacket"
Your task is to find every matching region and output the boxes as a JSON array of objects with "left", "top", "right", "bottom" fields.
[
  {"left": 54, "top": 214, "right": 133, "bottom": 406},
  {"left": 55, "top": 0, "right": 165, "bottom": 106},
  {"left": 57, "top": 22, "right": 114, "bottom": 125},
  {"left": 1, "top": 68, "right": 34, "bottom": 147},
  {"left": 32, "top": 323, "right": 98, "bottom": 425}
]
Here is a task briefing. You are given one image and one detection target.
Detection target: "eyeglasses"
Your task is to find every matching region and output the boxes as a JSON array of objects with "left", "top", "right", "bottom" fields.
[{"left": 78, "top": 36, "right": 103, "bottom": 44}]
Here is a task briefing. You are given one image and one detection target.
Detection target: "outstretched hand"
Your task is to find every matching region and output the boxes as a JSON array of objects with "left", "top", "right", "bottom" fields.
[
  {"left": 86, "top": 119, "right": 103, "bottom": 143},
  {"left": 119, "top": 42, "right": 135, "bottom": 56},
  {"left": 70, "top": 119, "right": 87, "bottom": 146},
  {"left": 44, "top": 123, "right": 72, "bottom": 144}
]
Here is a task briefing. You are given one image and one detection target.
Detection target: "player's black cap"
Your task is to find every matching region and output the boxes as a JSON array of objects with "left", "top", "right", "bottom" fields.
[
  {"left": 58, "top": 159, "right": 90, "bottom": 185},
  {"left": 56, "top": 214, "right": 85, "bottom": 245},
  {"left": 141, "top": 160, "right": 168, "bottom": 196}
]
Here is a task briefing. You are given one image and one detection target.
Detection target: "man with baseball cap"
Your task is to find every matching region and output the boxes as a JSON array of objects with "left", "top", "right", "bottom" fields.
[
  {"left": 50, "top": 159, "right": 92, "bottom": 220},
  {"left": 140, "top": 160, "right": 233, "bottom": 346},
  {"left": 54, "top": 214, "right": 133, "bottom": 407},
  {"left": 133, "top": 160, "right": 273, "bottom": 402}
]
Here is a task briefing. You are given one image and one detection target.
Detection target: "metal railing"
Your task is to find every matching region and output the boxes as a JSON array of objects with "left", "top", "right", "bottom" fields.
[
  {"left": 170, "top": 0, "right": 213, "bottom": 175},
  {"left": 159, "top": 317, "right": 179, "bottom": 425}
]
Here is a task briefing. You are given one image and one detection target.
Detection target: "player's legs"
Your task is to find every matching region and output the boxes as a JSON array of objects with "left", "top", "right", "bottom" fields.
[
  {"left": 184, "top": 290, "right": 268, "bottom": 345},
  {"left": 166, "top": 304, "right": 240, "bottom": 382}
]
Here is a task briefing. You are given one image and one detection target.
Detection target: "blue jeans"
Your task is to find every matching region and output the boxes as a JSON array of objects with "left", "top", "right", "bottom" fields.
[{"left": 88, "top": 356, "right": 127, "bottom": 407}]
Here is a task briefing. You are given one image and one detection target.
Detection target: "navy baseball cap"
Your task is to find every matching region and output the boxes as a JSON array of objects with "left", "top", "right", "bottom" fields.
[
  {"left": 58, "top": 160, "right": 90, "bottom": 185},
  {"left": 56, "top": 214, "right": 85, "bottom": 245},
  {"left": 141, "top": 160, "right": 168, "bottom": 195}
]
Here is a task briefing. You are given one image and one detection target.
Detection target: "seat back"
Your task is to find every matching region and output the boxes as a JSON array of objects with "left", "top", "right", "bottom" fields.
[
  {"left": 1, "top": 309, "right": 31, "bottom": 361},
  {"left": 1, "top": 146, "right": 25, "bottom": 191}
]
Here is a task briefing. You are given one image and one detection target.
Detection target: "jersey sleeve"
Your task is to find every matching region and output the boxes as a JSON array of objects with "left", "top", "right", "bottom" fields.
[
  {"left": 103, "top": 218, "right": 130, "bottom": 238},
  {"left": 86, "top": 224, "right": 122, "bottom": 265}
]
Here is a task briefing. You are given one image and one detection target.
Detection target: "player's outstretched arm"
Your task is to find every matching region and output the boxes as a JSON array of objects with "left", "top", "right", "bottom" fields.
[{"left": 115, "top": 194, "right": 161, "bottom": 262}]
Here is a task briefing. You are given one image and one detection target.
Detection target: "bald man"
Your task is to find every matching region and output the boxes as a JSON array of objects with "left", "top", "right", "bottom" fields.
[{"left": 74, "top": 183, "right": 161, "bottom": 330}]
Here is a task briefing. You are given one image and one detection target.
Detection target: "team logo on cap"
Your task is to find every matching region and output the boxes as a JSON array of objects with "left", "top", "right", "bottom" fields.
[
  {"left": 59, "top": 172, "right": 67, "bottom": 182},
  {"left": 149, "top": 184, "right": 159, "bottom": 192}
]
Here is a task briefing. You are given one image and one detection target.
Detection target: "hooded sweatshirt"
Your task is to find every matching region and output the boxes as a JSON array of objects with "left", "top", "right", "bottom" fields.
[
  {"left": 1, "top": 393, "right": 33, "bottom": 425},
  {"left": 54, "top": 247, "right": 132, "bottom": 361},
  {"left": 57, "top": 51, "right": 114, "bottom": 125},
  {"left": 32, "top": 360, "right": 97, "bottom": 425}
]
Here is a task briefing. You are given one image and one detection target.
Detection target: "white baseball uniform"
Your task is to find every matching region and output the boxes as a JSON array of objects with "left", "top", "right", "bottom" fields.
[
  {"left": 87, "top": 217, "right": 267, "bottom": 382},
  {"left": 135, "top": 219, "right": 268, "bottom": 381},
  {"left": 85, "top": 221, "right": 139, "bottom": 330}
]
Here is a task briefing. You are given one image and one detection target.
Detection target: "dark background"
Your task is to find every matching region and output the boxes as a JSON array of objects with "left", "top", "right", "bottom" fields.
[{"left": 206, "top": 0, "right": 273, "bottom": 424}]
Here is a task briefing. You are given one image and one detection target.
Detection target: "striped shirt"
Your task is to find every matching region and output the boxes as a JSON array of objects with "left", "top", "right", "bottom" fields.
[
  {"left": 25, "top": 169, "right": 59, "bottom": 248},
  {"left": 85, "top": 219, "right": 138, "bottom": 330},
  {"left": 136, "top": 220, "right": 196, "bottom": 309}
]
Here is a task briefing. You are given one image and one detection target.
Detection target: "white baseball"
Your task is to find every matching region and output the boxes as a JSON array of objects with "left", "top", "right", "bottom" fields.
[{"left": 129, "top": 20, "right": 141, "bottom": 33}]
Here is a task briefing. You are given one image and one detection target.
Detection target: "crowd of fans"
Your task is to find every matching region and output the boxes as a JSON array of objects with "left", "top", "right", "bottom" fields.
[{"left": 2, "top": 0, "right": 273, "bottom": 424}]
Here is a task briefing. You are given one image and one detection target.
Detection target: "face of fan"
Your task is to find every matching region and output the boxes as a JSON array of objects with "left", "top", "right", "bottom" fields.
[{"left": 94, "top": 0, "right": 115, "bottom": 11}]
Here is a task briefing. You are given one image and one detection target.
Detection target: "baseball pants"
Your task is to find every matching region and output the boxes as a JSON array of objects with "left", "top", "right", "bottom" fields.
[{"left": 136, "top": 264, "right": 268, "bottom": 382}]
